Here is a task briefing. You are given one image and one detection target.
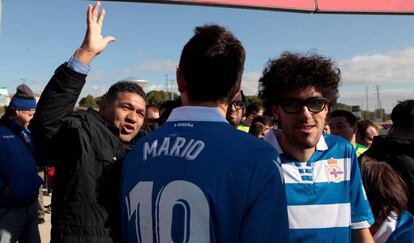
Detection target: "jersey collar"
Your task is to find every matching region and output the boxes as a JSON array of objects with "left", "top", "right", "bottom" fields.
[
  {"left": 167, "top": 106, "right": 228, "bottom": 123},
  {"left": 373, "top": 212, "right": 398, "bottom": 243}
]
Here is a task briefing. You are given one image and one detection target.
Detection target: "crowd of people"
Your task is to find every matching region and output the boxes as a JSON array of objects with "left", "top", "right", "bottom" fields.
[{"left": 1, "top": 2, "right": 414, "bottom": 243}]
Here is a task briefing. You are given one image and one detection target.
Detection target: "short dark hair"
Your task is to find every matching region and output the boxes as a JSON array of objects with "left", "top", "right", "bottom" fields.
[
  {"left": 391, "top": 99, "right": 414, "bottom": 130},
  {"left": 248, "top": 122, "right": 265, "bottom": 137},
  {"left": 245, "top": 104, "right": 263, "bottom": 116},
  {"left": 258, "top": 51, "right": 340, "bottom": 112},
  {"left": 238, "top": 90, "right": 246, "bottom": 103},
  {"left": 357, "top": 120, "right": 378, "bottom": 140},
  {"left": 251, "top": 115, "right": 274, "bottom": 127},
  {"left": 146, "top": 104, "right": 159, "bottom": 111},
  {"left": 105, "top": 81, "right": 146, "bottom": 104},
  {"left": 4, "top": 107, "right": 17, "bottom": 118},
  {"left": 159, "top": 97, "right": 182, "bottom": 124},
  {"left": 330, "top": 110, "right": 357, "bottom": 126},
  {"left": 179, "top": 24, "right": 245, "bottom": 103},
  {"left": 360, "top": 156, "right": 408, "bottom": 220}
]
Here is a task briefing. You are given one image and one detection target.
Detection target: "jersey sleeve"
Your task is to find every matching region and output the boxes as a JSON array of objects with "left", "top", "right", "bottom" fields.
[
  {"left": 349, "top": 145, "right": 375, "bottom": 229},
  {"left": 238, "top": 148, "right": 289, "bottom": 243}
]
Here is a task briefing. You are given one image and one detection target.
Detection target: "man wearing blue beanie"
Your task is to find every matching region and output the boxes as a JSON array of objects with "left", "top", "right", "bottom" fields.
[{"left": 0, "top": 84, "right": 42, "bottom": 243}]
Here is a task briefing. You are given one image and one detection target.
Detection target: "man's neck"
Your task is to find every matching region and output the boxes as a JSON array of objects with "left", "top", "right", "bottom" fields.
[
  {"left": 279, "top": 134, "right": 316, "bottom": 162},
  {"left": 184, "top": 100, "right": 228, "bottom": 119},
  {"left": 351, "top": 135, "right": 356, "bottom": 147}
]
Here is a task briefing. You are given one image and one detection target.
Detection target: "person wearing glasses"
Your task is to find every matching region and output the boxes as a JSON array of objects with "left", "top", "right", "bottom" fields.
[
  {"left": 226, "top": 90, "right": 246, "bottom": 127},
  {"left": 259, "top": 52, "right": 374, "bottom": 243}
]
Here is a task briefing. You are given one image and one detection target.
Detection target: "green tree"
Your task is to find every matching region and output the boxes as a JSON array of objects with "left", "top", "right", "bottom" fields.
[
  {"left": 95, "top": 95, "right": 104, "bottom": 107},
  {"left": 79, "top": 94, "right": 97, "bottom": 108},
  {"left": 333, "top": 102, "right": 352, "bottom": 111},
  {"left": 245, "top": 95, "right": 262, "bottom": 107},
  {"left": 146, "top": 90, "right": 178, "bottom": 106}
]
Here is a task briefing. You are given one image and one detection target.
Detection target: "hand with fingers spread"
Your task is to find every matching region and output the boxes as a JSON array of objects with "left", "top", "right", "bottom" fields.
[{"left": 75, "top": 1, "right": 115, "bottom": 64}]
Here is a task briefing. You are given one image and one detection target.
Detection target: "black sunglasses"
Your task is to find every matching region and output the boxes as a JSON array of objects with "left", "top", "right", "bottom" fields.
[
  {"left": 230, "top": 100, "right": 245, "bottom": 110},
  {"left": 280, "top": 97, "right": 328, "bottom": 114}
]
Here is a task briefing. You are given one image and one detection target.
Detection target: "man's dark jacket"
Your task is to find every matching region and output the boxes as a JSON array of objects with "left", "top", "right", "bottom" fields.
[
  {"left": 30, "top": 65, "right": 132, "bottom": 243},
  {"left": 362, "top": 135, "right": 414, "bottom": 215}
]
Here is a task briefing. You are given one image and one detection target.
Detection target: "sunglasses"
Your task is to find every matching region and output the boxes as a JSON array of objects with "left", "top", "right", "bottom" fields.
[
  {"left": 280, "top": 97, "right": 328, "bottom": 114},
  {"left": 230, "top": 100, "right": 245, "bottom": 110}
]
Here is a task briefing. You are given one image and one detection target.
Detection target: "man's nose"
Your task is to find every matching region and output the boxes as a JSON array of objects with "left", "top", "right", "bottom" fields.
[
  {"left": 126, "top": 111, "right": 138, "bottom": 123},
  {"left": 297, "top": 105, "right": 313, "bottom": 120}
]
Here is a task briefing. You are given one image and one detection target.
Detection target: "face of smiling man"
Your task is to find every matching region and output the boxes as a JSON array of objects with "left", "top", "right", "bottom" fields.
[
  {"left": 273, "top": 86, "right": 328, "bottom": 151},
  {"left": 100, "top": 91, "right": 146, "bottom": 143}
]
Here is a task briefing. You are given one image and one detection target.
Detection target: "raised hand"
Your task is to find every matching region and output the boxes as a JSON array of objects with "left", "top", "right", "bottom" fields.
[{"left": 75, "top": 1, "right": 116, "bottom": 64}]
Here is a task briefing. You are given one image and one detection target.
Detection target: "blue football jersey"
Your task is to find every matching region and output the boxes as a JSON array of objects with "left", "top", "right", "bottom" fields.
[
  {"left": 375, "top": 211, "right": 414, "bottom": 243},
  {"left": 264, "top": 130, "right": 374, "bottom": 243},
  {"left": 121, "top": 106, "right": 289, "bottom": 243}
]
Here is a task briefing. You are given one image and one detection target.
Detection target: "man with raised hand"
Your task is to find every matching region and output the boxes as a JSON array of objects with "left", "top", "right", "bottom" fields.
[
  {"left": 30, "top": 2, "right": 146, "bottom": 242},
  {"left": 260, "top": 52, "right": 374, "bottom": 243},
  {"left": 121, "top": 25, "right": 289, "bottom": 243}
]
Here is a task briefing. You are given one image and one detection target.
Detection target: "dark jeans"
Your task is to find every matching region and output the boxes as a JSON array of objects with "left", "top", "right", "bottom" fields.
[{"left": 0, "top": 201, "right": 40, "bottom": 243}]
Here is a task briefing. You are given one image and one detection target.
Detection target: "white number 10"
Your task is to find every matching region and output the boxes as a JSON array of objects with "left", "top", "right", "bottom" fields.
[{"left": 126, "top": 180, "right": 210, "bottom": 243}]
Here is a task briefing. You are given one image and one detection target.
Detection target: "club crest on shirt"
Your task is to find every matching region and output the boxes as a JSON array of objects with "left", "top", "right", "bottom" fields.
[{"left": 325, "top": 158, "right": 344, "bottom": 183}]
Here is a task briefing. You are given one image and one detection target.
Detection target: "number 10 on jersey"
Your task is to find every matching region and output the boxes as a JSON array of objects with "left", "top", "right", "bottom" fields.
[{"left": 125, "top": 180, "right": 211, "bottom": 243}]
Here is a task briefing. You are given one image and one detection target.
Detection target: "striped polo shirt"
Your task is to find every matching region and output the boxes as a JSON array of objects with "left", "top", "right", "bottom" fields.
[{"left": 264, "top": 130, "right": 374, "bottom": 242}]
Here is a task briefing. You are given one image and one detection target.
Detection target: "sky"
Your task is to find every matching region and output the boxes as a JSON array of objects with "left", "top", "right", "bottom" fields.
[{"left": 1, "top": 0, "right": 414, "bottom": 113}]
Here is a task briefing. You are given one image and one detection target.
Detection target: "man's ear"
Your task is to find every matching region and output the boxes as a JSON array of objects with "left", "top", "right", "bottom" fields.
[
  {"left": 352, "top": 123, "right": 358, "bottom": 135},
  {"left": 176, "top": 66, "right": 186, "bottom": 93},
  {"left": 271, "top": 105, "right": 280, "bottom": 120},
  {"left": 15, "top": 110, "right": 23, "bottom": 117},
  {"left": 99, "top": 98, "right": 108, "bottom": 113}
]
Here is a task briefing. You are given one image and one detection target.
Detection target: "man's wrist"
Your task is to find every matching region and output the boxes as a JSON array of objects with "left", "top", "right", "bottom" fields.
[
  {"left": 73, "top": 47, "right": 97, "bottom": 65},
  {"left": 67, "top": 55, "right": 91, "bottom": 75}
]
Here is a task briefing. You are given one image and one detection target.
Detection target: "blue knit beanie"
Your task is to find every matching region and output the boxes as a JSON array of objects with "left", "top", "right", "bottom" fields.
[{"left": 9, "top": 84, "right": 37, "bottom": 110}]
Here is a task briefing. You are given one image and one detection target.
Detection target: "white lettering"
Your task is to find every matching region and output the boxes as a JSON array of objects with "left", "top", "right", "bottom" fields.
[
  {"left": 180, "top": 139, "right": 194, "bottom": 158},
  {"left": 169, "top": 137, "right": 186, "bottom": 157},
  {"left": 143, "top": 140, "right": 158, "bottom": 161},
  {"left": 143, "top": 137, "right": 205, "bottom": 161},
  {"left": 185, "top": 141, "right": 205, "bottom": 161},
  {"left": 157, "top": 137, "right": 170, "bottom": 157}
]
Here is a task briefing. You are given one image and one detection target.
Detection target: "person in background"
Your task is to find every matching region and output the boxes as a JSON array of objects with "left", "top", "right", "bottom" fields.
[
  {"left": 361, "top": 99, "right": 414, "bottom": 215},
  {"left": 360, "top": 156, "right": 414, "bottom": 243},
  {"left": 357, "top": 119, "right": 379, "bottom": 148},
  {"left": 121, "top": 24, "right": 289, "bottom": 243},
  {"left": 248, "top": 115, "right": 274, "bottom": 138},
  {"left": 30, "top": 2, "right": 146, "bottom": 242},
  {"left": 260, "top": 51, "right": 374, "bottom": 243},
  {"left": 226, "top": 90, "right": 245, "bottom": 127},
  {"left": 248, "top": 122, "right": 266, "bottom": 138},
  {"left": 0, "top": 84, "right": 42, "bottom": 243},
  {"left": 330, "top": 109, "right": 367, "bottom": 157},
  {"left": 136, "top": 105, "right": 161, "bottom": 138},
  {"left": 157, "top": 97, "right": 182, "bottom": 125},
  {"left": 145, "top": 104, "right": 159, "bottom": 128},
  {"left": 323, "top": 119, "right": 331, "bottom": 134},
  {"left": 238, "top": 103, "right": 263, "bottom": 132},
  {"left": 252, "top": 115, "right": 273, "bottom": 133}
]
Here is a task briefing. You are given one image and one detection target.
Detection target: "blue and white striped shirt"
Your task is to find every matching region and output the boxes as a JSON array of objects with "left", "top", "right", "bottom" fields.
[{"left": 264, "top": 130, "right": 374, "bottom": 242}]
